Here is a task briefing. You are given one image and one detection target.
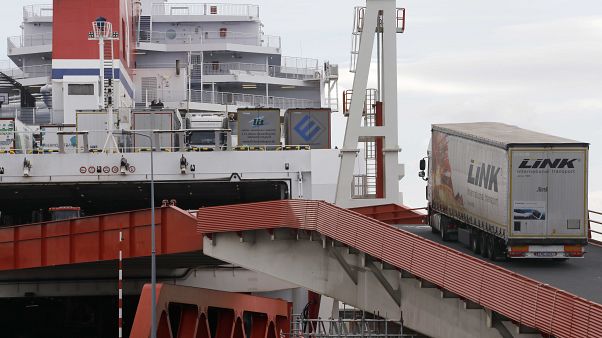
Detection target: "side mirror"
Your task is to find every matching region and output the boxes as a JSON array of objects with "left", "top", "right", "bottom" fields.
[
  {"left": 418, "top": 171, "right": 425, "bottom": 178},
  {"left": 419, "top": 158, "right": 426, "bottom": 171}
]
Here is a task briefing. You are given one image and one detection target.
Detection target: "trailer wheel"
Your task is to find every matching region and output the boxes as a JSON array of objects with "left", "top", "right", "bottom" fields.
[
  {"left": 487, "top": 235, "right": 501, "bottom": 262},
  {"left": 479, "top": 232, "right": 488, "bottom": 258},
  {"left": 440, "top": 219, "right": 451, "bottom": 241},
  {"left": 470, "top": 230, "right": 481, "bottom": 254}
]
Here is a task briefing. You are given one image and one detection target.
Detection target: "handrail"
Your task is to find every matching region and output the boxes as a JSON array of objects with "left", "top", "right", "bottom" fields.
[
  {"left": 23, "top": 4, "right": 53, "bottom": 19},
  {"left": 201, "top": 62, "right": 321, "bottom": 80},
  {"left": 138, "top": 29, "right": 280, "bottom": 48},
  {"left": 187, "top": 89, "right": 320, "bottom": 109},
  {"left": 151, "top": 2, "right": 259, "bottom": 17},
  {"left": 7, "top": 33, "right": 53, "bottom": 48},
  {"left": 589, "top": 209, "right": 602, "bottom": 245},
  {"left": 197, "top": 200, "right": 602, "bottom": 338}
]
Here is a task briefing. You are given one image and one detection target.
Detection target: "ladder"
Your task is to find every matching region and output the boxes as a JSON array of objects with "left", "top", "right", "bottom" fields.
[
  {"left": 363, "top": 89, "right": 378, "bottom": 197},
  {"left": 102, "top": 40, "right": 116, "bottom": 109}
]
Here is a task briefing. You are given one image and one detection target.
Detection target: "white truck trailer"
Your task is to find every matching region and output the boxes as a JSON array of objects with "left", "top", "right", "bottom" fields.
[{"left": 419, "top": 122, "right": 589, "bottom": 260}]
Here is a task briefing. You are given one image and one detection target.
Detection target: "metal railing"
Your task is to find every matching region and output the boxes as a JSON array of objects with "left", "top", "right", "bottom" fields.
[
  {"left": 0, "top": 107, "right": 52, "bottom": 125},
  {"left": 188, "top": 89, "right": 320, "bottom": 109},
  {"left": 282, "top": 56, "right": 320, "bottom": 70},
  {"left": 0, "top": 129, "right": 312, "bottom": 154},
  {"left": 7, "top": 33, "right": 53, "bottom": 49},
  {"left": 138, "top": 88, "right": 319, "bottom": 110},
  {"left": 151, "top": 3, "right": 259, "bottom": 17},
  {"left": 202, "top": 62, "right": 321, "bottom": 80},
  {"left": 23, "top": 4, "right": 53, "bottom": 20},
  {"left": 0, "top": 64, "right": 52, "bottom": 79},
  {"left": 138, "top": 30, "right": 280, "bottom": 48},
  {"left": 287, "top": 316, "right": 419, "bottom": 338},
  {"left": 590, "top": 210, "right": 602, "bottom": 245}
]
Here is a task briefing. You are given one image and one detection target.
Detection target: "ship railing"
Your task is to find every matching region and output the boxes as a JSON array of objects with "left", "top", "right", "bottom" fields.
[
  {"left": 0, "top": 107, "right": 52, "bottom": 125},
  {"left": 282, "top": 56, "right": 320, "bottom": 71},
  {"left": 151, "top": 3, "right": 259, "bottom": 18},
  {"left": 201, "top": 62, "right": 322, "bottom": 80},
  {"left": 7, "top": 32, "right": 53, "bottom": 49},
  {"left": 137, "top": 88, "right": 320, "bottom": 110},
  {"left": 187, "top": 89, "right": 321, "bottom": 110},
  {"left": 23, "top": 4, "right": 53, "bottom": 20},
  {"left": 0, "top": 64, "right": 52, "bottom": 79},
  {"left": 138, "top": 30, "right": 280, "bottom": 48},
  {"left": 0, "top": 129, "right": 311, "bottom": 154},
  {"left": 590, "top": 210, "right": 602, "bottom": 245}
]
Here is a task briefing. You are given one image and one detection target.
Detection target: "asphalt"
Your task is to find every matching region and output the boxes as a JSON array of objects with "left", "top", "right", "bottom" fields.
[{"left": 400, "top": 225, "right": 602, "bottom": 304}]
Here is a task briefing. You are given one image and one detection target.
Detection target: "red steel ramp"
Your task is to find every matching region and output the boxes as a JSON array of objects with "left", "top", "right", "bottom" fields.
[
  {"left": 0, "top": 206, "right": 201, "bottom": 272},
  {"left": 197, "top": 200, "right": 602, "bottom": 338},
  {"left": 130, "top": 283, "right": 290, "bottom": 338}
]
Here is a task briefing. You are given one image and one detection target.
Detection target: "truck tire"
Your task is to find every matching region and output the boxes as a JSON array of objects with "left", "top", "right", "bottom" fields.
[
  {"left": 470, "top": 230, "right": 481, "bottom": 254},
  {"left": 440, "top": 219, "right": 450, "bottom": 241},
  {"left": 479, "top": 232, "right": 488, "bottom": 258},
  {"left": 487, "top": 235, "right": 502, "bottom": 262}
]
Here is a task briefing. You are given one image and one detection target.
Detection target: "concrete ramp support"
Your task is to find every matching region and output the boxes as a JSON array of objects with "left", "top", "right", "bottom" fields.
[
  {"left": 198, "top": 200, "right": 602, "bottom": 338},
  {"left": 203, "top": 230, "right": 536, "bottom": 338}
]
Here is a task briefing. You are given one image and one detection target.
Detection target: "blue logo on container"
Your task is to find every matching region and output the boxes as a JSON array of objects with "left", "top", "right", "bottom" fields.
[{"left": 294, "top": 115, "right": 323, "bottom": 142}]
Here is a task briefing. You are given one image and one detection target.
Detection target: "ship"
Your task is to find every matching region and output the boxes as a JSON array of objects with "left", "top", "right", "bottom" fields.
[{"left": 0, "top": 0, "right": 413, "bottom": 336}]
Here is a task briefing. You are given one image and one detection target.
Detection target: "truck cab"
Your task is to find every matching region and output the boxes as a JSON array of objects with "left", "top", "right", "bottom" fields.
[{"left": 184, "top": 113, "right": 229, "bottom": 150}]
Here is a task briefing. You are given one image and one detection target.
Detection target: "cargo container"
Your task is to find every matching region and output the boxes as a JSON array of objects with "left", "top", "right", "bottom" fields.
[
  {"left": 76, "top": 111, "right": 119, "bottom": 151},
  {"left": 132, "top": 110, "right": 183, "bottom": 150},
  {"left": 419, "top": 122, "right": 589, "bottom": 260},
  {"left": 0, "top": 118, "right": 34, "bottom": 153},
  {"left": 284, "top": 108, "right": 331, "bottom": 149},
  {"left": 237, "top": 108, "right": 281, "bottom": 146}
]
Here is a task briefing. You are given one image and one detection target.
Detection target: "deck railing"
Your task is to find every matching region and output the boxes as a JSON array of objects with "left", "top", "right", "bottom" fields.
[
  {"left": 7, "top": 33, "right": 53, "bottom": 49},
  {"left": 590, "top": 210, "right": 602, "bottom": 245},
  {"left": 139, "top": 30, "right": 280, "bottom": 48},
  {"left": 0, "top": 64, "right": 52, "bottom": 79},
  {"left": 188, "top": 89, "right": 320, "bottom": 110},
  {"left": 201, "top": 62, "right": 321, "bottom": 80},
  {"left": 23, "top": 4, "right": 53, "bottom": 20},
  {"left": 151, "top": 3, "right": 259, "bottom": 17}
]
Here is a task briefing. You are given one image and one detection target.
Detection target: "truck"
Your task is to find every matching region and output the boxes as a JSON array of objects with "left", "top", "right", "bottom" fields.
[
  {"left": 419, "top": 122, "right": 589, "bottom": 260},
  {"left": 184, "top": 112, "right": 229, "bottom": 150}
]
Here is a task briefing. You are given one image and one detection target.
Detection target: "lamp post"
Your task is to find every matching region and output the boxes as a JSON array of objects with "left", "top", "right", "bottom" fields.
[{"left": 119, "top": 129, "right": 156, "bottom": 338}]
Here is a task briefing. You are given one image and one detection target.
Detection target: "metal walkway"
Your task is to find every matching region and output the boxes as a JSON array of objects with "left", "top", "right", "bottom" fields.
[{"left": 197, "top": 200, "right": 602, "bottom": 338}]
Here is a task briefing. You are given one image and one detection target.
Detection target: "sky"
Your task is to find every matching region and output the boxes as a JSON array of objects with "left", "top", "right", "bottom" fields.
[{"left": 1, "top": 1, "right": 601, "bottom": 215}]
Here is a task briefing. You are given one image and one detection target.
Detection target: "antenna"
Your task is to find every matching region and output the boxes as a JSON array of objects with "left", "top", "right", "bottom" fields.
[{"left": 88, "top": 17, "right": 120, "bottom": 153}]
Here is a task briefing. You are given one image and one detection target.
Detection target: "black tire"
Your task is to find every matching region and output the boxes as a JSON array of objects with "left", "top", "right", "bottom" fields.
[
  {"left": 479, "top": 232, "right": 488, "bottom": 258},
  {"left": 470, "top": 230, "right": 481, "bottom": 254},
  {"left": 441, "top": 219, "right": 450, "bottom": 242},
  {"left": 487, "top": 235, "right": 503, "bottom": 262},
  {"left": 487, "top": 235, "right": 495, "bottom": 261}
]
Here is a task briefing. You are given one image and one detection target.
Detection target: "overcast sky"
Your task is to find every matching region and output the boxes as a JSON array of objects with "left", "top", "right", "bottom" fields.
[{"left": 1, "top": 1, "right": 601, "bottom": 214}]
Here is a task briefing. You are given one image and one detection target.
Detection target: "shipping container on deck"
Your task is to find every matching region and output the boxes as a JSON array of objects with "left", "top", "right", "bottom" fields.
[
  {"left": 237, "top": 108, "right": 281, "bottom": 146},
  {"left": 284, "top": 108, "right": 331, "bottom": 149},
  {"left": 132, "top": 110, "right": 183, "bottom": 150},
  {"left": 76, "top": 111, "right": 119, "bottom": 151}
]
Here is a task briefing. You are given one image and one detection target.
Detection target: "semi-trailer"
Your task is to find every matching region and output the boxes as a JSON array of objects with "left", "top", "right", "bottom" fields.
[{"left": 419, "top": 122, "right": 589, "bottom": 260}]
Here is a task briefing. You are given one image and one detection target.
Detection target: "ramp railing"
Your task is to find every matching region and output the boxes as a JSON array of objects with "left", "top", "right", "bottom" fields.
[
  {"left": 197, "top": 200, "right": 602, "bottom": 338},
  {"left": 590, "top": 210, "right": 602, "bottom": 245}
]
